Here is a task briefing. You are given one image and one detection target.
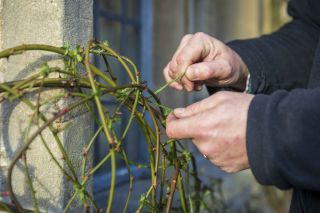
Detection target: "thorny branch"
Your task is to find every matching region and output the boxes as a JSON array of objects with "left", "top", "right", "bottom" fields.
[{"left": 0, "top": 41, "right": 225, "bottom": 213}]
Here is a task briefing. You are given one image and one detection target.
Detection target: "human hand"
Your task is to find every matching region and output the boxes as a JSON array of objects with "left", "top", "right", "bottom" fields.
[
  {"left": 166, "top": 91, "right": 254, "bottom": 173},
  {"left": 163, "top": 32, "right": 248, "bottom": 92}
]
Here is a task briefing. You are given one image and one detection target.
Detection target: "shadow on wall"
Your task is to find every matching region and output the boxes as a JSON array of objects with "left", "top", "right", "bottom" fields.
[{"left": 0, "top": 54, "right": 93, "bottom": 212}]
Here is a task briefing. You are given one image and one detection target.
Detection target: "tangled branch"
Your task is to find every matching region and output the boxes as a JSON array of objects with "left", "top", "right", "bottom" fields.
[{"left": 0, "top": 41, "right": 225, "bottom": 213}]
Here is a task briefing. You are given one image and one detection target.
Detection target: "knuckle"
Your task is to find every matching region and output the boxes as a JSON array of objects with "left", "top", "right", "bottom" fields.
[
  {"left": 169, "top": 62, "right": 178, "bottom": 74},
  {"left": 185, "top": 104, "right": 197, "bottom": 114},
  {"left": 168, "top": 69, "right": 175, "bottom": 78},
  {"left": 202, "top": 64, "right": 212, "bottom": 78},
  {"left": 222, "top": 60, "right": 232, "bottom": 73},
  {"left": 214, "top": 91, "right": 227, "bottom": 101},
  {"left": 195, "top": 127, "right": 210, "bottom": 139},
  {"left": 194, "top": 32, "right": 207, "bottom": 38},
  {"left": 182, "top": 34, "right": 193, "bottom": 41},
  {"left": 176, "top": 54, "right": 188, "bottom": 65}
]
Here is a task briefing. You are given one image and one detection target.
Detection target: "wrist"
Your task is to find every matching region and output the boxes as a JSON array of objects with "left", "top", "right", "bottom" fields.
[{"left": 230, "top": 53, "right": 249, "bottom": 91}]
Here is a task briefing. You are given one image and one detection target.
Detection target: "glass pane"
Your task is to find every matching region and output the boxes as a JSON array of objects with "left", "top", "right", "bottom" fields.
[
  {"left": 99, "top": 18, "right": 121, "bottom": 51},
  {"left": 126, "top": 26, "right": 140, "bottom": 70},
  {"left": 128, "top": 0, "right": 140, "bottom": 18},
  {"left": 100, "top": 0, "right": 121, "bottom": 14},
  {"left": 97, "top": 18, "right": 125, "bottom": 101}
]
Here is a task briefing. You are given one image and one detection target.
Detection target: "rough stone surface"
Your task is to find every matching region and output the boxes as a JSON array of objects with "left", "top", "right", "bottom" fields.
[{"left": 0, "top": 0, "right": 93, "bottom": 212}]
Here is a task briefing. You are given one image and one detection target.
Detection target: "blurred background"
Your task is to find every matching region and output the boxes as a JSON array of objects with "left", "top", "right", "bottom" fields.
[{"left": 93, "top": 0, "right": 291, "bottom": 212}]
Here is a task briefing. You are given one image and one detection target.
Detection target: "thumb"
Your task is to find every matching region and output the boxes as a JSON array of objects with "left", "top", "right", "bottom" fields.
[
  {"left": 173, "top": 95, "right": 218, "bottom": 118},
  {"left": 185, "top": 59, "right": 231, "bottom": 82}
]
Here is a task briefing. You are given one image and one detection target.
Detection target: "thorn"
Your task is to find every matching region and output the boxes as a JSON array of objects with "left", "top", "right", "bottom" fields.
[
  {"left": 61, "top": 108, "right": 70, "bottom": 114},
  {"left": 82, "top": 176, "right": 89, "bottom": 182}
]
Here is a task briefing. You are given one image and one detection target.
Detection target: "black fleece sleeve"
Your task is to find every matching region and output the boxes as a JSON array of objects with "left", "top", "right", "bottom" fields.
[
  {"left": 228, "top": 0, "right": 320, "bottom": 190},
  {"left": 227, "top": 0, "right": 320, "bottom": 94},
  {"left": 247, "top": 88, "right": 320, "bottom": 190}
]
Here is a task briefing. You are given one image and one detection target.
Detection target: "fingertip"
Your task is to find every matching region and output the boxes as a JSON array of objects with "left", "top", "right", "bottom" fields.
[
  {"left": 186, "top": 67, "right": 197, "bottom": 81},
  {"left": 170, "top": 82, "right": 183, "bottom": 90},
  {"left": 183, "top": 83, "right": 194, "bottom": 92},
  {"left": 181, "top": 77, "right": 194, "bottom": 92},
  {"left": 168, "top": 61, "right": 178, "bottom": 75},
  {"left": 166, "top": 111, "right": 177, "bottom": 123},
  {"left": 165, "top": 68, "right": 183, "bottom": 91},
  {"left": 173, "top": 107, "right": 185, "bottom": 116}
]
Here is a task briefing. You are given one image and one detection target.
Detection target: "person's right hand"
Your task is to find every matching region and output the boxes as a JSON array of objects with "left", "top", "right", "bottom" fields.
[{"left": 163, "top": 32, "right": 249, "bottom": 92}]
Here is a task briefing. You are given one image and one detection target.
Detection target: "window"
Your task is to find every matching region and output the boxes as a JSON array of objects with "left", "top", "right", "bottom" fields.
[{"left": 92, "top": 0, "right": 153, "bottom": 209}]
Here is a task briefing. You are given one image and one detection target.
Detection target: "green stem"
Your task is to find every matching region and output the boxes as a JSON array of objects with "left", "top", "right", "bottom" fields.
[
  {"left": 120, "top": 149, "right": 133, "bottom": 213},
  {"left": 6, "top": 95, "right": 91, "bottom": 212},
  {"left": 63, "top": 190, "right": 79, "bottom": 213},
  {"left": 177, "top": 174, "right": 188, "bottom": 213},
  {"left": 22, "top": 154, "right": 40, "bottom": 213},
  {"left": 154, "top": 70, "right": 186, "bottom": 94},
  {"left": 98, "top": 44, "right": 136, "bottom": 83},
  {"left": 84, "top": 41, "right": 116, "bottom": 213},
  {"left": 165, "top": 164, "right": 180, "bottom": 213},
  {"left": 0, "top": 44, "right": 65, "bottom": 58},
  {"left": 119, "top": 90, "right": 140, "bottom": 142},
  {"left": 87, "top": 152, "right": 112, "bottom": 177},
  {"left": 81, "top": 126, "right": 103, "bottom": 179}
]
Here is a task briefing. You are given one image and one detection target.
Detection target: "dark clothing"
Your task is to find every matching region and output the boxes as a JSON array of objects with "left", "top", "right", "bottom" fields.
[{"left": 226, "top": 0, "right": 320, "bottom": 212}]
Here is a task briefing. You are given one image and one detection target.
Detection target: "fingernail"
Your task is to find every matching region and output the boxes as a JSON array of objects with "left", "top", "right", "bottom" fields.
[
  {"left": 174, "top": 108, "right": 185, "bottom": 114},
  {"left": 187, "top": 69, "right": 197, "bottom": 80},
  {"left": 195, "top": 85, "right": 203, "bottom": 91},
  {"left": 175, "top": 84, "right": 183, "bottom": 90}
]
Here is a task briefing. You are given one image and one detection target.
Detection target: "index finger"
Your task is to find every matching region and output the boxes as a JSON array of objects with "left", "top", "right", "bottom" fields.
[
  {"left": 165, "top": 34, "right": 193, "bottom": 89},
  {"left": 174, "top": 34, "right": 212, "bottom": 91}
]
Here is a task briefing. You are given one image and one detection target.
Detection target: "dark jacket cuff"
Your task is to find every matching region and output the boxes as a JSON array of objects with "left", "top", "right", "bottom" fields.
[
  {"left": 227, "top": 41, "right": 266, "bottom": 94},
  {"left": 246, "top": 94, "right": 290, "bottom": 189}
]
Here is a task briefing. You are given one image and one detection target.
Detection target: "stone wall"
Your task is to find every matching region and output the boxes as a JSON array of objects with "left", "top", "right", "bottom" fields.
[{"left": 0, "top": 0, "right": 93, "bottom": 212}]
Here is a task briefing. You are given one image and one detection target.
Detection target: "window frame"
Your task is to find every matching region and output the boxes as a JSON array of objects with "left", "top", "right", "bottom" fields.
[{"left": 92, "top": 0, "right": 153, "bottom": 193}]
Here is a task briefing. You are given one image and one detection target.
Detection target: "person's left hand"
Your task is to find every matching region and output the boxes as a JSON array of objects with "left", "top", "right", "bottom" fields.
[{"left": 166, "top": 91, "right": 254, "bottom": 173}]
